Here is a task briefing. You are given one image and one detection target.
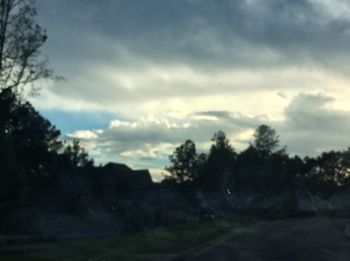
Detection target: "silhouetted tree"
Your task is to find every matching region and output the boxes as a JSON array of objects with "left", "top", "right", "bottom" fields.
[
  {"left": 59, "top": 139, "right": 94, "bottom": 169},
  {"left": 0, "top": 0, "right": 52, "bottom": 94},
  {"left": 302, "top": 150, "right": 350, "bottom": 198},
  {"left": 237, "top": 126, "right": 293, "bottom": 195},
  {"left": 0, "top": 89, "right": 61, "bottom": 176},
  {"left": 340, "top": 148, "right": 350, "bottom": 187},
  {"left": 0, "top": 127, "right": 16, "bottom": 200},
  {"left": 237, "top": 145, "right": 263, "bottom": 193},
  {"left": 0, "top": 0, "right": 54, "bottom": 202},
  {"left": 198, "top": 131, "right": 237, "bottom": 192},
  {"left": 253, "top": 125, "right": 281, "bottom": 155},
  {"left": 167, "top": 140, "right": 198, "bottom": 183},
  {"left": 0, "top": 89, "right": 16, "bottom": 177},
  {"left": 0, "top": 89, "right": 60, "bottom": 212},
  {"left": 0, "top": 88, "right": 94, "bottom": 210}
]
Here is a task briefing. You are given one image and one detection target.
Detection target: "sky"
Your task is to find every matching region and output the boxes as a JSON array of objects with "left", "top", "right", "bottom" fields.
[{"left": 31, "top": 0, "right": 350, "bottom": 180}]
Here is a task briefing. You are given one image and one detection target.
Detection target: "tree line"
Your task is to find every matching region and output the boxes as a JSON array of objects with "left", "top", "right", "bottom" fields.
[
  {"left": 166, "top": 125, "right": 350, "bottom": 199},
  {"left": 0, "top": 88, "right": 93, "bottom": 208}
]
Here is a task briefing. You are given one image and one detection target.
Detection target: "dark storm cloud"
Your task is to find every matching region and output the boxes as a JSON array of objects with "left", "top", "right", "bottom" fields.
[
  {"left": 279, "top": 93, "right": 350, "bottom": 155},
  {"left": 33, "top": 0, "right": 350, "bottom": 109},
  {"left": 38, "top": 0, "right": 350, "bottom": 71}
]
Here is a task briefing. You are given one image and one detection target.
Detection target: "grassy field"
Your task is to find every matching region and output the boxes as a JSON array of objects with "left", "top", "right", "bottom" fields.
[{"left": 0, "top": 221, "right": 240, "bottom": 261}]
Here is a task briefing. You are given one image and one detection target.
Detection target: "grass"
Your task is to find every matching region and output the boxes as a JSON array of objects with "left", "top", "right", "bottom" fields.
[{"left": 0, "top": 221, "right": 240, "bottom": 261}]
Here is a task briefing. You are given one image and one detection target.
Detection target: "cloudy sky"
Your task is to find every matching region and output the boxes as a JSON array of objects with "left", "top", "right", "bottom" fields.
[{"left": 32, "top": 0, "right": 350, "bottom": 179}]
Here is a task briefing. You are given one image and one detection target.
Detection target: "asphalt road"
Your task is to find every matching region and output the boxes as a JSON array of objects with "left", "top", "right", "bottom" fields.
[{"left": 174, "top": 218, "right": 350, "bottom": 261}]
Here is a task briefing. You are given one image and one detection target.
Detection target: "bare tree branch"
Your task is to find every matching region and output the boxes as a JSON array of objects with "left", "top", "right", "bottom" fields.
[{"left": 0, "top": 0, "right": 52, "bottom": 94}]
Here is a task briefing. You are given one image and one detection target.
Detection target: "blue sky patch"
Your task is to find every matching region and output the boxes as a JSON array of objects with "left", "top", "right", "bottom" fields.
[{"left": 39, "top": 110, "right": 118, "bottom": 134}]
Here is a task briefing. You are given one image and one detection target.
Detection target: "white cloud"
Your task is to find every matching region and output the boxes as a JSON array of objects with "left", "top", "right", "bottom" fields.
[
  {"left": 68, "top": 130, "right": 98, "bottom": 140},
  {"left": 68, "top": 93, "right": 350, "bottom": 172}
]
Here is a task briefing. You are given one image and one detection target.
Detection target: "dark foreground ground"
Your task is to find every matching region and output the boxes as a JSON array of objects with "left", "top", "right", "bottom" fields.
[
  {"left": 174, "top": 217, "right": 350, "bottom": 261},
  {"left": 0, "top": 222, "right": 225, "bottom": 261},
  {"left": 1, "top": 217, "right": 350, "bottom": 260}
]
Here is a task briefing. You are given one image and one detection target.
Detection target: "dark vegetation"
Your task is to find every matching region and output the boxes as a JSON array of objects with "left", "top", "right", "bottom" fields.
[
  {"left": 165, "top": 126, "right": 350, "bottom": 216},
  {"left": 167, "top": 124, "right": 350, "bottom": 198},
  {"left": 1, "top": 0, "right": 350, "bottom": 240}
]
